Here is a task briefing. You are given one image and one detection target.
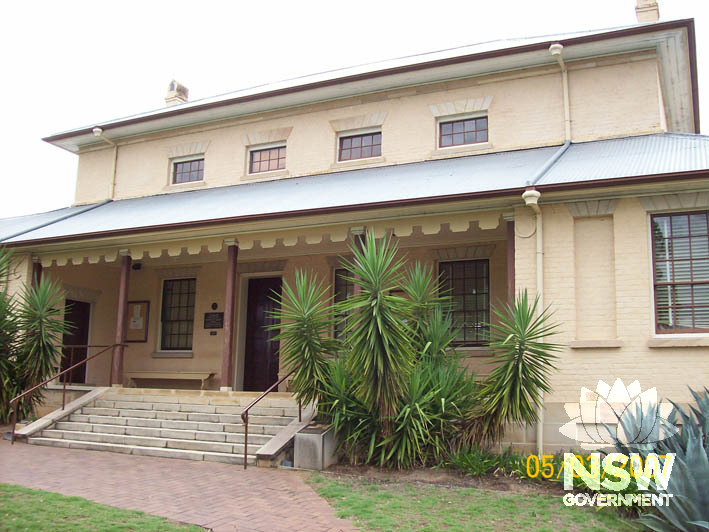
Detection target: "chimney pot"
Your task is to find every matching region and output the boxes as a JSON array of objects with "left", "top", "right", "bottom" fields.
[
  {"left": 165, "top": 80, "right": 189, "bottom": 107},
  {"left": 635, "top": 0, "right": 659, "bottom": 23}
]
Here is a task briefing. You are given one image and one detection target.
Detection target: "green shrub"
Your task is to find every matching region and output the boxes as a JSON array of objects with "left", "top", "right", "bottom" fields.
[{"left": 0, "top": 248, "right": 70, "bottom": 423}]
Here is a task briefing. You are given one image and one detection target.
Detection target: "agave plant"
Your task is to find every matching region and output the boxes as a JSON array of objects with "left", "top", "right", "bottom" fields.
[
  {"left": 267, "top": 270, "right": 339, "bottom": 407},
  {"left": 338, "top": 232, "right": 416, "bottom": 434},
  {"left": 0, "top": 247, "right": 70, "bottom": 423},
  {"left": 611, "top": 388, "right": 709, "bottom": 532}
]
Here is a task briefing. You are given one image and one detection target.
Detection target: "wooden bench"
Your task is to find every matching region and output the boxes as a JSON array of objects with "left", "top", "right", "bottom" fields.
[{"left": 125, "top": 371, "right": 215, "bottom": 390}]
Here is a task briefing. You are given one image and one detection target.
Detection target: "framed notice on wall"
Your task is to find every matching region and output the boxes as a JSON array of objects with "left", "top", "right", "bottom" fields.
[{"left": 126, "top": 301, "right": 150, "bottom": 343}]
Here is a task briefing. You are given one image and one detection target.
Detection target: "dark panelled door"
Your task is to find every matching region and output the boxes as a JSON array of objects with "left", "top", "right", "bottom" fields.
[
  {"left": 243, "top": 277, "right": 282, "bottom": 391},
  {"left": 61, "top": 299, "right": 91, "bottom": 383}
]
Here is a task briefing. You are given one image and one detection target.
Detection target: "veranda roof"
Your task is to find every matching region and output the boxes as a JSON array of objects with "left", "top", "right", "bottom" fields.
[{"left": 3, "top": 133, "right": 709, "bottom": 246}]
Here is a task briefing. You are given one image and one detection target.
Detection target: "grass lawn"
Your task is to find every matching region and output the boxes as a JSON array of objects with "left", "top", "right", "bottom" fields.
[
  {"left": 309, "top": 474, "right": 640, "bottom": 532},
  {"left": 0, "top": 483, "right": 201, "bottom": 532}
]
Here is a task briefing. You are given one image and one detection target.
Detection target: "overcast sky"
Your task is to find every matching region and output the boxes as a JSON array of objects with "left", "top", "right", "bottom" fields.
[{"left": 1, "top": 0, "right": 707, "bottom": 218}]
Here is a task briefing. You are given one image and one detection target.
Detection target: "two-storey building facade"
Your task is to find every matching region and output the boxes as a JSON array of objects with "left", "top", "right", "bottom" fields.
[{"left": 3, "top": 12, "right": 709, "bottom": 454}]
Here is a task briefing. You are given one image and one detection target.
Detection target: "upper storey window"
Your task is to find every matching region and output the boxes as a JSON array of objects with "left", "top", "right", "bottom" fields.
[
  {"left": 338, "top": 132, "right": 381, "bottom": 162},
  {"left": 653, "top": 211, "right": 709, "bottom": 333},
  {"left": 249, "top": 146, "right": 286, "bottom": 174},
  {"left": 439, "top": 117, "right": 488, "bottom": 148},
  {"left": 173, "top": 158, "right": 204, "bottom": 184}
]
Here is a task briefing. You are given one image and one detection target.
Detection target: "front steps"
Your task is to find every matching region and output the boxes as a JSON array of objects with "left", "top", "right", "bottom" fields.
[{"left": 27, "top": 388, "right": 299, "bottom": 466}]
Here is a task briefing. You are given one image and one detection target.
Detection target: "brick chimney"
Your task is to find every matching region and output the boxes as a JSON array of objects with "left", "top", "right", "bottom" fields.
[
  {"left": 636, "top": 0, "right": 659, "bottom": 23},
  {"left": 165, "top": 80, "right": 189, "bottom": 107}
]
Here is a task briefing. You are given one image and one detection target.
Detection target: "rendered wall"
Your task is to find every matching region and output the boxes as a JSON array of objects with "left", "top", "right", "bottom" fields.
[{"left": 73, "top": 54, "right": 663, "bottom": 205}]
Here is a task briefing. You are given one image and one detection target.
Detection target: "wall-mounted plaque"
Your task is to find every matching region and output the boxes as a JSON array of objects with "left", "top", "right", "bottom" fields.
[
  {"left": 126, "top": 301, "right": 150, "bottom": 343},
  {"left": 204, "top": 312, "right": 224, "bottom": 329}
]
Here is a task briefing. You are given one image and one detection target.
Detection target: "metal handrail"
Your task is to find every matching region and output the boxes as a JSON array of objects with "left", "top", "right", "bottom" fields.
[
  {"left": 240, "top": 365, "right": 301, "bottom": 470},
  {"left": 9, "top": 343, "right": 125, "bottom": 444}
]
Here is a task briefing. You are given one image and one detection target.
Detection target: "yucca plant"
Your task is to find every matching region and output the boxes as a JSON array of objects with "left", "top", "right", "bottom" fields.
[
  {"left": 458, "top": 290, "right": 561, "bottom": 446},
  {"left": 338, "top": 232, "right": 416, "bottom": 434},
  {"left": 267, "top": 270, "right": 338, "bottom": 407},
  {"left": 0, "top": 247, "right": 70, "bottom": 423}
]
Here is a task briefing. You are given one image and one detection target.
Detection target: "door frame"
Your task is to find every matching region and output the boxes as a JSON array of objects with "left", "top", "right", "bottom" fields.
[{"left": 234, "top": 270, "right": 283, "bottom": 391}]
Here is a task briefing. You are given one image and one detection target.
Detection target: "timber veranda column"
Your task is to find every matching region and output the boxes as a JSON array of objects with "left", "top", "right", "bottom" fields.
[
  {"left": 31, "top": 256, "right": 42, "bottom": 288},
  {"left": 220, "top": 239, "right": 239, "bottom": 391},
  {"left": 111, "top": 251, "right": 131, "bottom": 386},
  {"left": 351, "top": 227, "right": 365, "bottom": 295},
  {"left": 504, "top": 214, "right": 515, "bottom": 303}
]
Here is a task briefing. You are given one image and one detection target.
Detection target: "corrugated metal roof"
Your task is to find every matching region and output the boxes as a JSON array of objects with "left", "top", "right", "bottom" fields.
[
  {"left": 5, "top": 133, "right": 709, "bottom": 245},
  {"left": 540, "top": 133, "right": 709, "bottom": 184},
  {"left": 2, "top": 146, "right": 557, "bottom": 243},
  {"left": 0, "top": 205, "right": 96, "bottom": 242}
]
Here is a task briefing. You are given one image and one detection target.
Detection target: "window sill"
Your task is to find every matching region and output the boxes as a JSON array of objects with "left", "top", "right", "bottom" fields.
[
  {"left": 242, "top": 169, "right": 289, "bottom": 181},
  {"left": 151, "top": 351, "right": 194, "bottom": 358},
  {"left": 647, "top": 337, "right": 709, "bottom": 348},
  {"left": 430, "top": 142, "right": 492, "bottom": 159},
  {"left": 163, "top": 181, "right": 207, "bottom": 192},
  {"left": 331, "top": 156, "right": 386, "bottom": 170},
  {"left": 570, "top": 339, "right": 623, "bottom": 349},
  {"left": 455, "top": 346, "right": 493, "bottom": 357}
]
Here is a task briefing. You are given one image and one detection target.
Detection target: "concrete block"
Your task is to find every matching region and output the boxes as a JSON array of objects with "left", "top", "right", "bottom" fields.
[{"left": 294, "top": 426, "right": 338, "bottom": 471}]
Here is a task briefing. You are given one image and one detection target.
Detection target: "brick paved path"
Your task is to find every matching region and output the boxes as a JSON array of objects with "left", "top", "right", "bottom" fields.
[{"left": 0, "top": 438, "right": 356, "bottom": 532}]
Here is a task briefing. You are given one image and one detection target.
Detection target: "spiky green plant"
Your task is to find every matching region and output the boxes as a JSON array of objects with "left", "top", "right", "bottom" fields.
[
  {"left": 0, "top": 247, "right": 70, "bottom": 423},
  {"left": 338, "top": 232, "right": 416, "bottom": 434},
  {"left": 610, "top": 388, "right": 709, "bottom": 531},
  {"left": 460, "top": 290, "right": 561, "bottom": 445},
  {"left": 267, "top": 270, "right": 338, "bottom": 407}
]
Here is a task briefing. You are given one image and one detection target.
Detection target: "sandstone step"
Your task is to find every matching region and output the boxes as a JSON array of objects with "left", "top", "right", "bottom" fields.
[
  {"left": 94, "top": 400, "right": 298, "bottom": 418},
  {"left": 63, "top": 415, "right": 284, "bottom": 435},
  {"left": 102, "top": 390, "right": 296, "bottom": 409},
  {"left": 81, "top": 406, "right": 294, "bottom": 426},
  {"left": 27, "top": 437, "right": 255, "bottom": 465},
  {"left": 40, "top": 429, "right": 253, "bottom": 455}
]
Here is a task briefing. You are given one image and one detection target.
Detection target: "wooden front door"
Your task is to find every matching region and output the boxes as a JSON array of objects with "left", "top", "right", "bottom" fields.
[
  {"left": 243, "top": 277, "right": 281, "bottom": 391},
  {"left": 61, "top": 299, "right": 91, "bottom": 384}
]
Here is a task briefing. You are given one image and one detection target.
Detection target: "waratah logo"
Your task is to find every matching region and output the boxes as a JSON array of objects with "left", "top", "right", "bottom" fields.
[{"left": 559, "top": 379, "right": 678, "bottom": 449}]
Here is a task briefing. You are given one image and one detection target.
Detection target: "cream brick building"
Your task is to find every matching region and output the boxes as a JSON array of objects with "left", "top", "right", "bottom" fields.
[{"left": 3, "top": 11, "right": 708, "bottom": 456}]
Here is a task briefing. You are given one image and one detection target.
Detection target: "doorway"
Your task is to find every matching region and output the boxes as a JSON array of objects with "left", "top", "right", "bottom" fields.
[
  {"left": 243, "top": 277, "right": 281, "bottom": 391},
  {"left": 61, "top": 299, "right": 91, "bottom": 383}
]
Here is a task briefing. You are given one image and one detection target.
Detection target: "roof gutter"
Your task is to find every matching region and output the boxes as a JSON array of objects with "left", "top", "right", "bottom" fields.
[{"left": 1, "top": 200, "right": 111, "bottom": 243}]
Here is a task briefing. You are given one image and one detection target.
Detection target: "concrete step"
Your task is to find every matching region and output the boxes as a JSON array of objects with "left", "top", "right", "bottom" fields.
[
  {"left": 80, "top": 407, "right": 294, "bottom": 427},
  {"left": 39, "top": 429, "right": 256, "bottom": 455},
  {"left": 62, "top": 416, "right": 284, "bottom": 435},
  {"left": 49, "top": 423, "right": 271, "bottom": 445},
  {"left": 27, "top": 437, "right": 255, "bottom": 465}
]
